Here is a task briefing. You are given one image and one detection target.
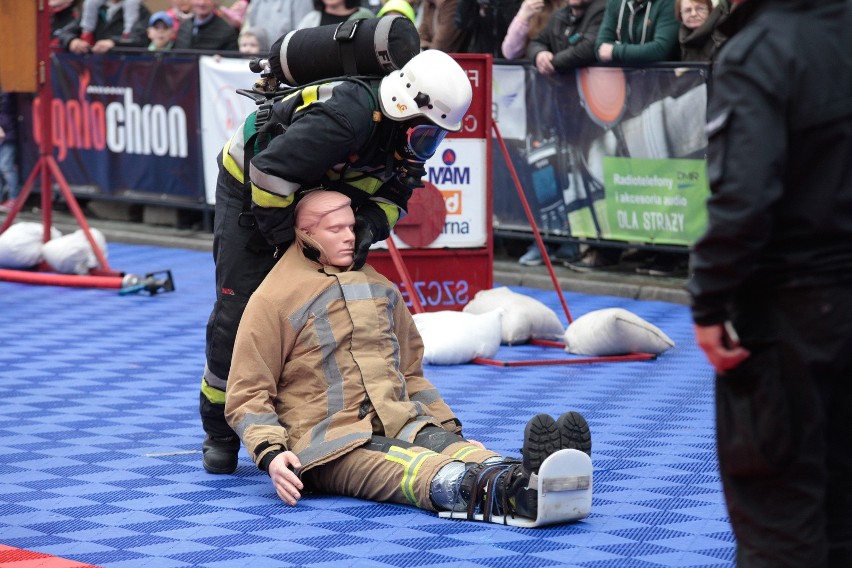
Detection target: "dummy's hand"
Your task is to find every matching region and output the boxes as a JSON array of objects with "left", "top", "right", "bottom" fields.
[
  {"left": 693, "top": 323, "right": 751, "bottom": 374},
  {"left": 352, "top": 214, "right": 376, "bottom": 270},
  {"left": 535, "top": 51, "right": 555, "bottom": 75},
  {"left": 268, "top": 451, "right": 303, "bottom": 506}
]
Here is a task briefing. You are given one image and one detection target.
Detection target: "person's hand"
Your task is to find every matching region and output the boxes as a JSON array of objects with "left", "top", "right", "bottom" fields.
[
  {"left": 352, "top": 214, "right": 376, "bottom": 270},
  {"left": 91, "top": 39, "right": 116, "bottom": 54},
  {"left": 0, "top": 126, "right": 6, "bottom": 143},
  {"left": 518, "top": 0, "right": 545, "bottom": 21},
  {"left": 598, "top": 43, "right": 615, "bottom": 62},
  {"left": 68, "top": 38, "right": 91, "bottom": 54},
  {"left": 268, "top": 451, "right": 303, "bottom": 506},
  {"left": 466, "top": 439, "right": 486, "bottom": 450},
  {"left": 693, "top": 323, "right": 751, "bottom": 374},
  {"left": 535, "top": 51, "right": 555, "bottom": 75}
]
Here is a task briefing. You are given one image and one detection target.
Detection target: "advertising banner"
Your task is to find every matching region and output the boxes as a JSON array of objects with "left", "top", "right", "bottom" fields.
[
  {"left": 198, "top": 55, "right": 260, "bottom": 205},
  {"left": 492, "top": 64, "right": 711, "bottom": 247},
  {"left": 24, "top": 53, "right": 205, "bottom": 205}
]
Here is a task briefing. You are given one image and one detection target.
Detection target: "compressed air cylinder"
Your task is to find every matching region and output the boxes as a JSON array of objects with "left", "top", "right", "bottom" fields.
[{"left": 268, "top": 15, "right": 420, "bottom": 87}]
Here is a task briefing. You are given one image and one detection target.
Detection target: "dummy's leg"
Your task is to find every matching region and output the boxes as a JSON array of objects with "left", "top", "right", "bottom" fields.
[
  {"left": 441, "top": 413, "right": 594, "bottom": 527},
  {"left": 200, "top": 155, "right": 278, "bottom": 474}
]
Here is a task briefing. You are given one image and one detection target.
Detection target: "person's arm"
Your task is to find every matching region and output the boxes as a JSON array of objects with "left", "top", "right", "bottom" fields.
[
  {"left": 225, "top": 295, "right": 294, "bottom": 472},
  {"left": 688, "top": 26, "right": 787, "bottom": 368},
  {"left": 552, "top": 8, "right": 604, "bottom": 71},
  {"left": 501, "top": 0, "right": 539, "bottom": 60},
  {"left": 526, "top": 20, "right": 551, "bottom": 63},
  {"left": 594, "top": 0, "right": 617, "bottom": 59},
  {"left": 55, "top": 18, "right": 85, "bottom": 51},
  {"left": 610, "top": 0, "right": 679, "bottom": 63},
  {"left": 249, "top": 82, "right": 376, "bottom": 247}
]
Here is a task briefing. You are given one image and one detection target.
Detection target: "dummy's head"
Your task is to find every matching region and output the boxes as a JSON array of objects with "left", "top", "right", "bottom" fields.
[{"left": 295, "top": 191, "right": 356, "bottom": 268}]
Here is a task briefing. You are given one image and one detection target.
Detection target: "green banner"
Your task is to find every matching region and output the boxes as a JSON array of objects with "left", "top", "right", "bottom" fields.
[{"left": 602, "top": 157, "right": 709, "bottom": 246}]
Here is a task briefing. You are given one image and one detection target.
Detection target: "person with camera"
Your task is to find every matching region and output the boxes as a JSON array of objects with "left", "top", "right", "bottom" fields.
[{"left": 198, "top": 43, "right": 474, "bottom": 475}]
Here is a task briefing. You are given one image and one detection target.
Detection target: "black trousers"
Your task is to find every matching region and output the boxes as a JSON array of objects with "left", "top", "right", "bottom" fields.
[
  {"left": 200, "top": 158, "right": 279, "bottom": 439},
  {"left": 717, "top": 284, "right": 852, "bottom": 567}
]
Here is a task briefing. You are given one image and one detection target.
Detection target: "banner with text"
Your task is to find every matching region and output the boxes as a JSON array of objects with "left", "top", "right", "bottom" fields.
[
  {"left": 22, "top": 53, "right": 204, "bottom": 205},
  {"left": 492, "top": 63, "right": 711, "bottom": 247}
]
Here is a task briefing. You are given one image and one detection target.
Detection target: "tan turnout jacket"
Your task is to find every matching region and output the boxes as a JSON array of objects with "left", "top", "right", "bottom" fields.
[{"left": 225, "top": 238, "right": 460, "bottom": 475}]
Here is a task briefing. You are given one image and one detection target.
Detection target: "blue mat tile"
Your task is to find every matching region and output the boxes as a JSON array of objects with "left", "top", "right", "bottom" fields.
[{"left": 0, "top": 242, "right": 734, "bottom": 566}]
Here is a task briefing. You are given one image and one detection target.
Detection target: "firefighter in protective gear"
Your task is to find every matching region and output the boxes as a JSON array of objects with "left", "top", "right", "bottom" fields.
[
  {"left": 200, "top": 49, "right": 473, "bottom": 474},
  {"left": 224, "top": 191, "right": 593, "bottom": 523}
]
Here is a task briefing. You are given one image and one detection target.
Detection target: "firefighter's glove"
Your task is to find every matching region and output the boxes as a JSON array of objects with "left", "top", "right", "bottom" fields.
[
  {"left": 353, "top": 204, "right": 390, "bottom": 270},
  {"left": 353, "top": 216, "right": 376, "bottom": 270},
  {"left": 397, "top": 159, "right": 427, "bottom": 190}
]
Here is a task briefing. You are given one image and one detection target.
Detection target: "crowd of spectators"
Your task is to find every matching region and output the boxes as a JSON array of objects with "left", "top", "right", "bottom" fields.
[{"left": 25, "top": 0, "right": 728, "bottom": 276}]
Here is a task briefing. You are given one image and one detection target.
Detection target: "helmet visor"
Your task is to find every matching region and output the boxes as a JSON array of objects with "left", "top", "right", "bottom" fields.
[{"left": 405, "top": 124, "right": 448, "bottom": 161}]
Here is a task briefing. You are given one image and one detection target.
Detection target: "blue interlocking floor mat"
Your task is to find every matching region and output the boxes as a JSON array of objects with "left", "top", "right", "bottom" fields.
[{"left": 0, "top": 243, "right": 733, "bottom": 567}]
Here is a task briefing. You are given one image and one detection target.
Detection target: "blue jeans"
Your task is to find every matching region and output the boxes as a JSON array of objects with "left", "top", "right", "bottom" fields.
[{"left": 0, "top": 141, "right": 19, "bottom": 200}]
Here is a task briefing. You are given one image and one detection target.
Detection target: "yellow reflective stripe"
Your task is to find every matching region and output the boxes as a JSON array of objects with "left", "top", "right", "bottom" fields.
[
  {"left": 385, "top": 446, "right": 438, "bottom": 506},
  {"left": 451, "top": 445, "right": 480, "bottom": 462},
  {"left": 296, "top": 85, "right": 320, "bottom": 112},
  {"left": 376, "top": 201, "right": 400, "bottom": 227},
  {"left": 201, "top": 378, "right": 226, "bottom": 404},
  {"left": 222, "top": 139, "right": 245, "bottom": 184},
  {"left": 342, "top": 174, "right": 384, "bottom": 194},
  {"left": 252, "top": 185, "right": 295, "bottom": 209}
]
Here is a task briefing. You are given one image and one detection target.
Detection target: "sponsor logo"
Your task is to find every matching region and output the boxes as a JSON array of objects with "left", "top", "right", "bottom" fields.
[
  {"left": 33, "top": 70, "right": 189, "bottom": 161},
  {"left": 442, "top": 190, "right": 462, "bottom": 215}
]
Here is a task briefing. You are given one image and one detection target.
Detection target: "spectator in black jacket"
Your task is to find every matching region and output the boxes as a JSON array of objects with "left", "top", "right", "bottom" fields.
[
  {"left": 527, "top": 0, "right": 606, "bottom": 74},
  {"left": 689, "top": 1, "right": 852, "bottom": 564},
  {"left": 56, "top": 0, "right": 150, "bottom": 54},
  {"left": 455, "top": 0, "right": 523, "bottom": 57},
  {"left": 174, "top": 0, "right": 239, "bottom": 52}
]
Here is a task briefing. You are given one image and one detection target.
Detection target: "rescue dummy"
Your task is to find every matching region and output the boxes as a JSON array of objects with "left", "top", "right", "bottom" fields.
[
  {"left": 200, "top": 23, "right": 475, "bottom": 474},
  {"left": 225, "top": 191, "right": 594, "bottom": 526}
]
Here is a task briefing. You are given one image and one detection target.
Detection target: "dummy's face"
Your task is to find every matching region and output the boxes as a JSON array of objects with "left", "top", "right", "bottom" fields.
[
  {"left": 148, "top": 23, "right": 173, "bottom": 48},
  {"left": 308, "top": 207, "right": 356, "bottom": 267},
  {"left": 239, "top": 34, "right": 261, "bottom": 54},
  {"left": 680, "top": 0, "right": 709, "bottom": 29}
]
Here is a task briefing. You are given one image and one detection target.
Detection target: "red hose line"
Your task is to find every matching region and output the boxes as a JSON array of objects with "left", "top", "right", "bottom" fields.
[{"left": 0, "top": 269, "right": 124, "bottom": 289}]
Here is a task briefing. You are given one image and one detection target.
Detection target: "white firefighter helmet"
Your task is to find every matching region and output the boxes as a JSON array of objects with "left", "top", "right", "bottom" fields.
[{"left": 378, "top": 50, "right": 473, "bottom": 132}]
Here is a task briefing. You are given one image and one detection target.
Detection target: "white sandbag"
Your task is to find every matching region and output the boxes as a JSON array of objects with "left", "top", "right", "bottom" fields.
[
  {"left": 0, "top": 222, "right": 61, "bottom": 268},
  {"left": 41, "top": 228, "right": 108, "bottom": 275},
  {"left": 463, "top": 287, "right": 564, "bottom": 345},
  {"left": 564, "top": 308, "right": 675, "bottom": 356},
  {"left": 413, "top": 309, "right": 502, "bottom": 365}
]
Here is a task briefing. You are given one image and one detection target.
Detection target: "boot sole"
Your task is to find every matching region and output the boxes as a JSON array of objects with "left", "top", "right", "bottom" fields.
[
  {"left": 557, "top": 411, "right": 592, "bottom": 457},
  {"left": 522, "top": 414, "right": 561, "bottom": 474}
]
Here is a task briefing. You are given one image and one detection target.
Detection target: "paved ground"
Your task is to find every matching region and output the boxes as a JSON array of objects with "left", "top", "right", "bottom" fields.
[{"left": 4, "top": 206, "right": 691, "bottom": 306}]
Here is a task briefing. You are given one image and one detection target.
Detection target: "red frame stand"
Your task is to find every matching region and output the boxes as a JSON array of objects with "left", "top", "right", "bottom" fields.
[
  {"left": 381, "top": 120, "right": 655, "bottom": 367},
  {"left": 0, "top": 2, "right": 124, "bottom": 288}
]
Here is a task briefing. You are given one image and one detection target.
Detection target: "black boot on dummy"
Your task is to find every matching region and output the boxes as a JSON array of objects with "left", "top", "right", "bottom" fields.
[
  {"left": 202, "top": 435, "right": 240, "bottom": 474},
  {"left": 556, "top": 411, "right": 592, "bottom": 457},
  {"left": 459, "top": 460, "right": 537, "bottom": 522}
]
